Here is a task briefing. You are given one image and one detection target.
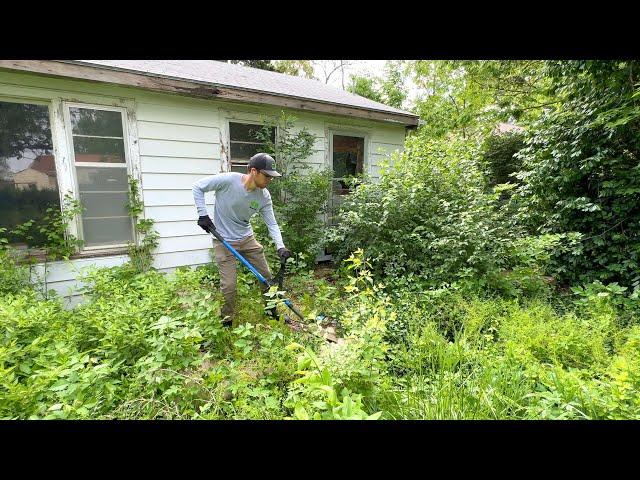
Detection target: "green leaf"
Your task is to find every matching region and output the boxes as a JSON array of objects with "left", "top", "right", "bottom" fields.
[{"left": 294, "top": 405, "right": 310, "bottom": 420}]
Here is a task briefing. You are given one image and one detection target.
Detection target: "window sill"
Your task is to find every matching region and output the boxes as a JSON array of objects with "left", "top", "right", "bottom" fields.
[
  {"left": 71, "top": 247, "right": 130, "bottom": 260},
  {"left": 16, "top": 247, "right": 129, "bottom": 264}
]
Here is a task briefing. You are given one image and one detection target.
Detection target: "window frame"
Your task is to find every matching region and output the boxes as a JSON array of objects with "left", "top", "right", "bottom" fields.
[
  {"left": 226, "top": 119, "right": 277, "bottom": 173},
  {"left": 325, "top": 128, "right": 371, "bottom": 226},
  {"left": 62, "top": 101, "right": 136, "bottom": 251},
  {"left": 327, "top": 128, "right": 371, "bottom": 177},
  {"left": 0, "top": 95, "right": 64, "bottom": 252}
]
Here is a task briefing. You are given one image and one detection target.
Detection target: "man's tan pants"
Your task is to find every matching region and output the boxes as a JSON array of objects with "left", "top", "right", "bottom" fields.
[{"left": 213, "top": 235, "right": 272, "bottom": 321}]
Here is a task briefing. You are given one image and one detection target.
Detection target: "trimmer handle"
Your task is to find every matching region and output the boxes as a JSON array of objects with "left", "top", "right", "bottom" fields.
[{"left": 274, "top": 254, "right": 287, "bottom": 290}]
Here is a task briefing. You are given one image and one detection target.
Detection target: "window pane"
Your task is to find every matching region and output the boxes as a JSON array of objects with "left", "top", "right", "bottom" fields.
[
  {"left": 76, "top": 166, "right": 131, "bottom": 244},
  {"left": 73, "top": 137, "right": 125, "bottom": 163},
  {"left": 79, "top": 192, "right": 130, "bottom": 218},
  {"left": 0, "top": 100, "right": 60, "bottom": 247},
  {"left": 70, "top": 108, "right": 123, "bottom": 137},
  {"left": 230, "top": 163, "right": 248, "bottom": 173},
  {"left": 229, "top": 122, "right": 274, "bottom": 143},
  {"left": 82, "top": 217, "right": 132, "bottom": 247},
  {"left": 72, "top": 106, "right": 130, "bottom": 249},
  {"left": 76, "top": 166, "right": 128, "bottom": 192},
  {"left": 230, "top": 142, "right": 270, "bottom": 162}
]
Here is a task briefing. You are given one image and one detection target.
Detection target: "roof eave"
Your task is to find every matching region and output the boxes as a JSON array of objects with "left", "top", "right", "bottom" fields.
[{"left": 0, "top": 60, "right": 419, "bottom": 127}]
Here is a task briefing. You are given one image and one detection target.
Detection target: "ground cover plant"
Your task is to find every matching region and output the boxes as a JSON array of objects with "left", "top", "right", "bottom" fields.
[{"left": 1, "top": 246, "right": 639, "bottom": 420}]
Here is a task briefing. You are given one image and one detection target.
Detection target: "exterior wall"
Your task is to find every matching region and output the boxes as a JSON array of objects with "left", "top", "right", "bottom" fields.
[
  {"left": 0, "top": 69, "right": 406, "bottom": 304},
  {"left": 13, "top": 169, "right": 51, "bottom": 190}
]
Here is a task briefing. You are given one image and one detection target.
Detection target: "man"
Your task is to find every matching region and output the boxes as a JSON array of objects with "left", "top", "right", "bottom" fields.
[{"left": 192, "top": 152, "right": 291, "bottom": 327}]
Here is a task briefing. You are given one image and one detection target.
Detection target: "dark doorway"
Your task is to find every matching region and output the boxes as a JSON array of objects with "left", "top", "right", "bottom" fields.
[{"left": 325, "top": 134, "right": 365, "bottom": 256}]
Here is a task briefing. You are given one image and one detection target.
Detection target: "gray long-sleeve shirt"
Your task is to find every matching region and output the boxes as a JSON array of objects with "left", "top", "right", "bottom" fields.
[{"left": 192, "top": 172, "right": 285, "bottom": 250}]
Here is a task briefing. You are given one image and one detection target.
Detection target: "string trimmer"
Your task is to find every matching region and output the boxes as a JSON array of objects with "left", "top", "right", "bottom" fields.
[{"left": 209, "top": 231, "right": 339, "bottom": 343}]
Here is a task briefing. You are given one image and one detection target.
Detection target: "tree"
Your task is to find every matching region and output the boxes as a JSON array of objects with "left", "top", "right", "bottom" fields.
[
  {"left": 410, "top": 60, "right": 549, "bottom": 139},
  {"left": 379, "top": 61, "right": 407, "bottom": 109},
  {"left": 221, "top": 60, "right": 277, "bottom": 71},
  {"left": 273, "top": 60, "right": 315, "bottom": 79},
  {"left": 313, "top": 60, "right": 355, "bottom": 88},
  {"left": 347, "top": 75, "right": 383, "bottom": 103},
  {"left": 0, "top": 102, "right": 53, "bottom": 160},
  {"left": 480, "top": 131, "right": 526, "bottom": 188},
  {"left": 513, "top": 60, "right": 640, "bottom": 286},
  {"left": 252, "top": 112, "right": 332, "bottom": 265},
  {"left": 347, "top": 61, "right": 408, "bottom": 109}
]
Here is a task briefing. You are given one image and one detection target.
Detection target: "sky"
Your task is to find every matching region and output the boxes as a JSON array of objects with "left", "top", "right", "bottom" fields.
[{"left": 311, "top": 60, "right": 420, "bottom": 109}]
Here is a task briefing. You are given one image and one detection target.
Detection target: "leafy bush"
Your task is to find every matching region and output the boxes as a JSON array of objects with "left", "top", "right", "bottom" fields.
[
  {"left": 251, "top": 112, "right": 332, "bottom": 266},
  {"left": 512, "top": 60, "right": 640, "bottom": 287},
  {"left": 0, "top": 230, "right": 31, "bottom": 296},
  {"left": 327, "top": 133, "right": 518, "bottom": 287},
  {"left": 480, "top": 131, "right": 526, "bottom": 189}
]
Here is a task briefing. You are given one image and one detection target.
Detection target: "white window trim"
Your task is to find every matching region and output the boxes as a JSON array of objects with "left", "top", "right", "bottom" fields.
[
  {"left": 224, "top": 117, "right": 278, "bottom": 172},
  {"left": 62, "top": 101, "right": 136, "bottom": 251}
]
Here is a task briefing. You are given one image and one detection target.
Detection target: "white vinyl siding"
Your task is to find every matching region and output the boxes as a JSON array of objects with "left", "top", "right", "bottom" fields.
[{"left": 0, "top": 68, "right": 407, "bottom": 305}]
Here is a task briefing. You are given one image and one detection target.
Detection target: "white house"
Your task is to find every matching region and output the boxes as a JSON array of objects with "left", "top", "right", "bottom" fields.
[{"left": 0, "top": 60, "right": 419, "bottom": 305}]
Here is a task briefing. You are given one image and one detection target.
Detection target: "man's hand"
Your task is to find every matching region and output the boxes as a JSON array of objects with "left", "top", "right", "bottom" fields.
[
  {"left": 277, "top": 247, "right": 292, "bottom": 261},
  {"left": 197, "top": 215, "right": 215, "bottom": 234}
]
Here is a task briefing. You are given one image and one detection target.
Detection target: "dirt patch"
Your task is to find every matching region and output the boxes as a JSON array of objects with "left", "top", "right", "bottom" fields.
[{"left": 314, "top": 262, "right": 338, "bottom": 283}]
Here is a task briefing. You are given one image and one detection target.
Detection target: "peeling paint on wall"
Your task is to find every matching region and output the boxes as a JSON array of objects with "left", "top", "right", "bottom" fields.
[{"left": 219, "top": 130, "right": 228, "bottom": 173}]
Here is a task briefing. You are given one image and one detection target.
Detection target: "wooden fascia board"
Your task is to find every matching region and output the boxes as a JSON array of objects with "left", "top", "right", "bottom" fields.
[{"left": 0, "top": 60, "right": 420, "bottom": 127}]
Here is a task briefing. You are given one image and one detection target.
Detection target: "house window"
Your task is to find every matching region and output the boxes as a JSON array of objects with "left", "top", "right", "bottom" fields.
[
  {"left": 332, "top": 135, "right": 364, "bottom": 192},
  {"left": 0, "top": 100, "right": 61, "bottom": 248},
  {"left": 328, "top": 134, "right": 365, "bottom": 223},
  {"left": 228, "top": 121, "right": 276, "bottom": 173},
  {"left": 67, "top": 106, "right": 134, "bottom": 248}
]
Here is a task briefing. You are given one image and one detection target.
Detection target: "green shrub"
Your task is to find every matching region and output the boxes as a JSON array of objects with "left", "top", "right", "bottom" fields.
[
  {"left": 512, "top": 60, "right": 640, "bottom": 287},
  {"left": 327, "top": 133, "right": 518, "bottom": 287},
  {"left": 0, "top": 234, "right": 31, "bottom": 296},
  {"left": 480, "top": 131, "right": 526, "bottom": 189},
  {"left": 252, "top": 112, "right": 332, "bottom": 266}
]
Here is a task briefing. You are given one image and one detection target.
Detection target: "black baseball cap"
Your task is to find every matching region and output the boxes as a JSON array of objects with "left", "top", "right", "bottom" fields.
[{"left": 248, "top": 153, "right": 281, "bottom": 177}]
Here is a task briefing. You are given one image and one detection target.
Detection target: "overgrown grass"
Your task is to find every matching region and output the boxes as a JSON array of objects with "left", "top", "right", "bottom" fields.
[{"left": 1, "top": 251, "right": 638, "bottom": 419}]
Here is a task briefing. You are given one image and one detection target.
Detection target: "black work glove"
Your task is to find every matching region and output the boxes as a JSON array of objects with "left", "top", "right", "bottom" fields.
[
  {"left": 197, "top": 215, "right": 215, "bottom": 234},
  {"left": 277, "top": 247, "right": 292, "bottom": 261}
]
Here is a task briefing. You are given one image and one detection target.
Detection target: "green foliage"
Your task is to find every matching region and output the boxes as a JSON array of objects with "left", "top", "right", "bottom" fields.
[
  {"left": 224, "top": 60, "right": 276, "bottom": 72},
  {"left": 480, "top": 131, "right": 526, "bottom": 189},
  {"left": 347, "top": 61, "right": 408, "bottom": 109},
  {"left": 7, "top": 192, "right": 84, "bottom": 260},
  {"left": 4, "top": 60, "right": 640, "bottom": 421},
  {"left": 251, "top": 112, "right": 331, "bottom": 265},
  {"left": 272, "top": 60, "right": 315, "bottom": 79},
  {"left": 0, "top": 187, "right": 61, "bottom": 245},
  {"left": 327, "top": 133, "right": 518, "bottom": 287},
  {"left": 376, "top": 283, "right": 640, "bottom": 420},
  {"left": 0, "top": 228, "right": 30, "bottom": 295},
  {"left": 284, "top": 252, "right": 389, "bottom": 419},
  {"left": 512, "top": 60, "right": 640, "bottom": 287},
  {"left": 126, "top": 176, "right": 159, "bottom": 273},
  {"left": 347, "top": 75, "right": 383, "bottom": 103},
  {"left": 411, "top": 60, "right": 549, "bottom": 140},
  {"left": 2, "top": 244, "right": 640, "bottom": 419}
]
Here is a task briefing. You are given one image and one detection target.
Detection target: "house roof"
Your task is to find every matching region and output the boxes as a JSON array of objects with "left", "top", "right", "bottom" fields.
[
  {"left": 63, "top": 60, "right": 419, "bottom": 126},
  {"left": 25, "top": 155, "right": 57, "bottom": 176}
]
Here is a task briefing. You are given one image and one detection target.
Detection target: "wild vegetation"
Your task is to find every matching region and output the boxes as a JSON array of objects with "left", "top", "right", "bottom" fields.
[{"left": 1, "top": 60, "right": 639, "bottom": 419}]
